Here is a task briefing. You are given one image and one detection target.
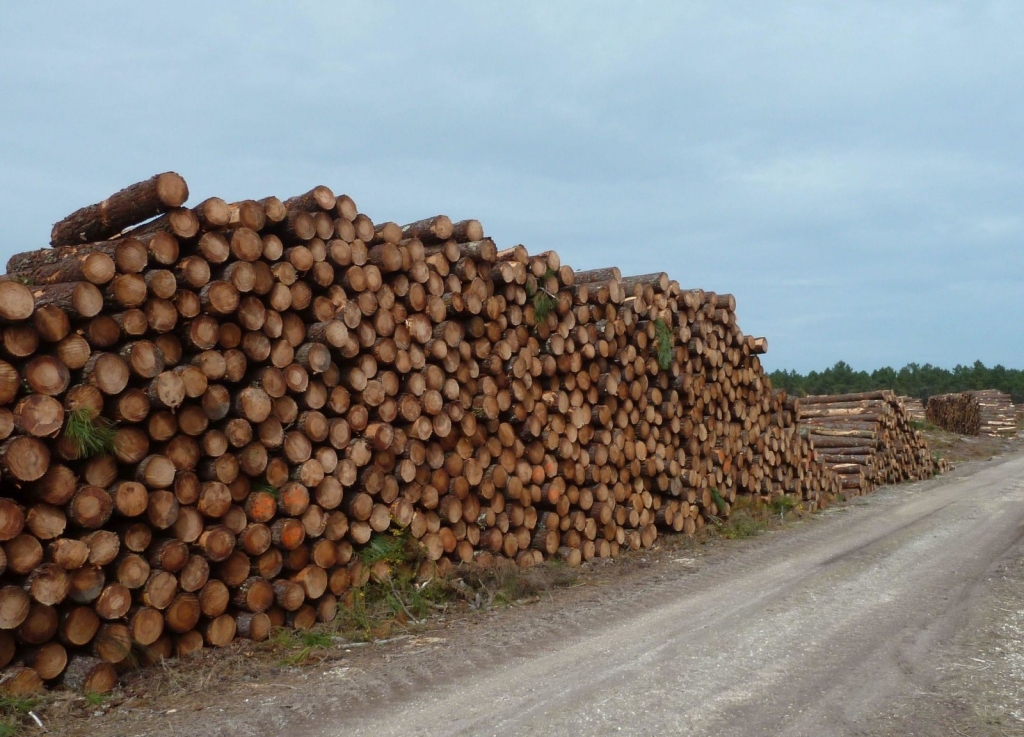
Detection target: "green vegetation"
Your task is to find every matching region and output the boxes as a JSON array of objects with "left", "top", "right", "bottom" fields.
[
  {"left": 0, "top": 698, "right": 36, "bottom": 716},
  {"left": 64, "top": 408, "right": 117, "bottom": 458},
  {"left": 273, "top": 557, "right": 579, "bottom": 659},
  {"left": 250, "top": 482, "right": 279, "bottom": 498},
  {"left": 0, "top": 695, "right": 39, "bottom": 736},
  {"left": 767, "top": 494, "right": 798, "bottom": 517},
  {"left": 769, "top": 360, "right": 1024, "bottom": 403},
  {"left": 314, "top": 530, "right": 452, "bottom": 641},
  {"left": 84, "top": 692, "right": 111, "bottom": 707},
  {"left": 709, "top": 487, "right": 727, "bottom": 511},
  {"left": 653, "top": 318, "right": 674, "bottom": 371},
  {"left": 527, "top": 269, "right": 559, "bottom": 324},
  {"left": 359, "top": 532, "right": 412, "bottom": 568},
  {"left": 274, "top": 629, "right": 336, "bottom": 665},
  {"left": 711, "top": 494, "right": 804, "bottom": 539},
  {"left": 322, "top": 575, "right": 454, "bottom": 642},
  {"left": 531, "top": 289, "right": 557, "bottom": 324},
  {"left": 717, "top": 511, "right": 767, "bottom": 539}
]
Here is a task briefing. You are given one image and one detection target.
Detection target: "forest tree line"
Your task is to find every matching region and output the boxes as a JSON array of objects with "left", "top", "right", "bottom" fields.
[{"left": 768, "top": 361, "right": 1024, "bottom": 403}]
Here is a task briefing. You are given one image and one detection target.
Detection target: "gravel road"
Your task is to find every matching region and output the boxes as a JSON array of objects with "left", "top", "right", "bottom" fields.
[{"left": 312, "top": 451, "right": 1024, "bottom": 737}]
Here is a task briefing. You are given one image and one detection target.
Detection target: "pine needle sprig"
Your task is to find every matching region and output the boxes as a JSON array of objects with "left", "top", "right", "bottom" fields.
[
  {"left": 654, "top": 318, "right": 674, "bottom": 371},
  {"left": 64, "top": 408, "right": 117, "bottom": 458}
]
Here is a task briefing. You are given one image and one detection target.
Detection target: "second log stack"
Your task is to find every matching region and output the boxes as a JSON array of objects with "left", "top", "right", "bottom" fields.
[
  {"left": 790, "top": 391, "right": 940, "bottom": 495},
  {"left": 926, "top": 390, "right": 1017, "bottom": 437}
]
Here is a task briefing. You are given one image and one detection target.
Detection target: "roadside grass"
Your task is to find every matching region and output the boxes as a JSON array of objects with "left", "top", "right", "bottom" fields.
[
  {"left": 709, "top": 491, "right": 812, "bottom": 541},
  {"left": 83, "top": 692, "right": 110, "bottom": 707},
  {"left": 221, "top": 505, "right": 828, "bottom": 661},
  {"left": 274, "top": 629, "right": 336, "bottom": 666},
  {"left": 717, "top": 510, "right": 768, "bottom": 539},
  {"left": 116, "top": 545, "right": 584, "bottom": 683},
  {"left": 323, "top": 558, "right": 580, "bottom": 645},
  {"left": 0, "top": 695, "right": 41, "bottom": 736},
  {"left": 922, "top": 427, "right": 1023, "bottom": 465},
  {"left": 767, "top": 494, "right": 799, "bottom": 517}
]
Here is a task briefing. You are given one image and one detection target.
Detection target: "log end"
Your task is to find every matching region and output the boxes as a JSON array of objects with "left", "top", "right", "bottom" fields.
[
  {"left": 156, "top": 172, "right": 189, "bottom": 209},
  {"left": 0, "top": 282, "right": 35, "bottom": 322}
]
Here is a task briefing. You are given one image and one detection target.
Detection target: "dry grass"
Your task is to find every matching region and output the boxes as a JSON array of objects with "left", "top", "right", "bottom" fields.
[
  {"left": 922, "top": 427, "right": 1023, "bottom": 465},
  {"left": 0, "top": 695, "right": 42, "bottom": 736}
]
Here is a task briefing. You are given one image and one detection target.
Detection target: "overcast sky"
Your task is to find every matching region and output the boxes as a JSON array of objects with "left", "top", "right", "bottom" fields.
[{"left": 1, "top": 2, "right": 1021, "bottom": 372}]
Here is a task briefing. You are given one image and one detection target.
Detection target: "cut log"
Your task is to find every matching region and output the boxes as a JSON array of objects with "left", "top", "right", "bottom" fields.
[
  {"left": 62, "top": 654, "right": 117, "bottom": 694},
  {"left": 14, "top": 395, "right": 65, "bottom": 438},
  {"left": 18, "top": 252, "right": 116, "bottom": 286},
  {"left": 31, "top": 282, "right": 103, "bottom": 318},
  {"left": 0, "top": 587, "right": 30, "bottom": 630},
  {"left": 0, "top": 437, "right": 50, "bottom": 481},
  {"left": 0, "top": 665, "right": 44, "bottom": 695},
  {"left": 51, "top": 172, "right": 189, "bottom": 247}
]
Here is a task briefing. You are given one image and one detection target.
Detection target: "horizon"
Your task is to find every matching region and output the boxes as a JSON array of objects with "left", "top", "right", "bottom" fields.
[{"left": 770, "top": 357, "right": 1022, "bottom": 374}]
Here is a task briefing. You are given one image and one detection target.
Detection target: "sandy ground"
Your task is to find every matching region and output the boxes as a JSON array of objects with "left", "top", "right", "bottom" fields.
[{"left": 45, "top": 436, "right": 1024, "bottom": 737}]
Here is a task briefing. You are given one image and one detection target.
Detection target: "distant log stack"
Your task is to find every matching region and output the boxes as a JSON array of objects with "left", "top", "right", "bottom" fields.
[
  {"left": 791, "top": 391, "right": 939, "bottom": 495},
  {"left": 0, "top": 173, "right": 935, "bottom": 694},
  {"left": 926, "top": 390, "right": 1017, "bottom": 437},
  {"left": 965, "top": 390, "right": 1016, "bottom": 437},
  {"left": 900, "top": 396, "right": 926, "bottom": 423}
]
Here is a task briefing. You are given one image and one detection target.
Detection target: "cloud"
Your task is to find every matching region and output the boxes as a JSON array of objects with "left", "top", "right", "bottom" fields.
[{"left": 1, "top": 2, "right": 1022, "bottom": 372}]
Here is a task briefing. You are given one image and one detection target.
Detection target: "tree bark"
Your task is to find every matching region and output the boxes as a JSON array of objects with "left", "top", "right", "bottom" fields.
[{"left": 51, "top": 172, "right": 188, "bottom": 247}]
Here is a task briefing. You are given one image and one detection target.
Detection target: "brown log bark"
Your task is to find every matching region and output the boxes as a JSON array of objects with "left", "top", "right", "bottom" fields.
[
  {"left": 51, "top": 172, "right": 189, "bottom": 247},
  {"left": 122, "top": 207, "right": 199, "bottom": 243},
  {"left": 31, "top": 281, "right": 103, "bottom": 318},
  {"left": 18, "top": 251, "right": 116, "bottom": 286}
]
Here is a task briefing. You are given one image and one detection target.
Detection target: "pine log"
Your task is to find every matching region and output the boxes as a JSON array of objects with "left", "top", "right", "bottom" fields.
[
  {"left": 62, "top": 654, "right": 117, "bottom": 693},
  {"left": 50, "top": 172, "right": 189, "bottom": 247},
  {"left": 31, "top": 282, "right": 103, "bottom": 318}
]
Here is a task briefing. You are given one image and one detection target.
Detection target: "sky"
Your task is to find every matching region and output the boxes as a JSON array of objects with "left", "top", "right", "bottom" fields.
[{"left": 1, "top": 2, "right": 1021, "bottom": 373}]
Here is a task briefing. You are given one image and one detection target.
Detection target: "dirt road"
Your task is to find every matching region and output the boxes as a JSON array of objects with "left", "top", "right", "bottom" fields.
[{"left": 305, "top": 451, "right": 1024, "bottom": 737}]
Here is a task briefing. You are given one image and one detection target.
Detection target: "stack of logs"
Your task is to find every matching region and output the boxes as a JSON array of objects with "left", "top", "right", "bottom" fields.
[
  {"left": 926, "top": 390, "right": 1017, "bottom": 437},
  {"left": 0, "top": 172, "right": 897, "bottom": 696},
  {"left": 900, "top": 396, "right": 926, "bottom": 423},
  {"left": 790, "top": 391, "right": 940, "bottom": 495}
]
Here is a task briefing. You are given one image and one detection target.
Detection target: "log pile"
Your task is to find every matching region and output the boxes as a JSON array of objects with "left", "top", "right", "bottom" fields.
[
  {"left": 900, "top": 396, "right": 926, "bottom": 423},
  {"left": 791, "top": 391, "right": 939, "bottom": 495},
  {"left": 0, "top": 173, "right": 914, "bottom": 695},
  {"left": 926, "top": 390, "right": 1017, "bottom": 437},
  {"left": 972, "top": 389, "right": 1016, "bottom": 437}
]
